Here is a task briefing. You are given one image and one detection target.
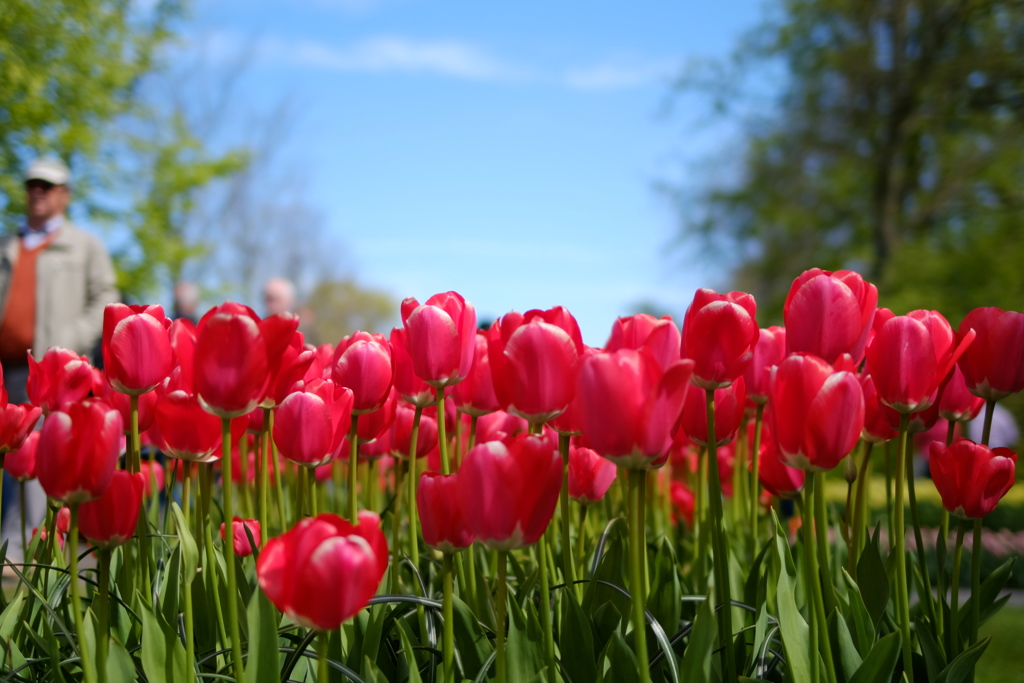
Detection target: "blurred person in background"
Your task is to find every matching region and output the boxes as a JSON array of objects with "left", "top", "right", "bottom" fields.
[
  {"left": 0, "top": 156, "right": 118, "bottom": 561},
  {"left": 263, "top": 276, "right": 296, "bottom": 316},
  {"left": 173, "top": 281, "right": 200, "bottom": 324}
]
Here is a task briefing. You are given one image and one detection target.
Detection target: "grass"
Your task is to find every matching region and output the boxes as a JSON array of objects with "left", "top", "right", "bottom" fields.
[{"left": 977, "top": 606, "right": 1024, "bottom": 683}]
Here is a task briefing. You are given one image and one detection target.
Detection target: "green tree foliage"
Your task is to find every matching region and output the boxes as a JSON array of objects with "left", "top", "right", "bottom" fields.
[
  {"left": 302, "top": 278, "right": 398, "bottom": 345},
  {"left": 0, "top": 0, "right": 246, "bottom": 301},
  {"left": 671, "top": 0, "right": 1024, "bottom": 324}
]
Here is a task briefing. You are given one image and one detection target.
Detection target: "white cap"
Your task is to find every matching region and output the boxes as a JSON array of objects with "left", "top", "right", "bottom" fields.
[{"left": 25, "top": 157, "right": 71, "bottom": 185}]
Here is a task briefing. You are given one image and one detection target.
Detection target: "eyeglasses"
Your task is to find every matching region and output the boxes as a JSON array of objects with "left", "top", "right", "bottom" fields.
[{"left": 25, "top": 180, "right": 57, "bottom": 192}]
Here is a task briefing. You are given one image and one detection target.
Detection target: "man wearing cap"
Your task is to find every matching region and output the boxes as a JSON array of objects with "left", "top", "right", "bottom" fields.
[{"left": 0, "top": 156, "right": 118, "bottom": 563}]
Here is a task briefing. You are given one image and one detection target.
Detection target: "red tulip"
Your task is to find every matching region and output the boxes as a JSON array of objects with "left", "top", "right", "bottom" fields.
[
  {"left": 57, "top": 506, "right": 71, "bottom": 534},
  {"left": 356, "top": 386, "right": 398, "bottom": 443},
  {"left": 677, "top": 376, "right": 746, "bottom": 447},
  {"left": 392, "top": 402, "right": 438, "bottom": 459},
  {"left": 865, "top": 309, "right": 975, "bottom": 414},
  {"left": 139, "top": 459, "right": 166, "bottom": 496},
  {"left": 418, "top": 472, "right": 475, "bottom": 553},
  {"left": 681, "top": 288, "right": 758, "bottom": 390},
  {"left": 475, "top": 410, "right": 529, "bottom": 444},
  {"left": 783, "top": 269, "right": 877, "bottom": 365},
  {"left": 220, "top": 517, "right": 262, "bottom": 557},
  {"left": 670, "top": 481, "right": 695, "bottom": 526},
  {"left": 401, "top": 291, "right": 477, "bottom": 388},
  {"left": 263, "top": 330, "right": 316, "bottom": 408},
  {"left": 37, "top": 400, "right": 123, "bottom": 504},
  {"left": 567, "top": 442, "right": 617, "bottom": 503},
  {"left": 754, "top": 420, "right": 805, "bottom": 498},
  {"left": 605, "top": 314, "right": 681, "bottom": 371},
  {"left": 314, "top": 462, "right": 335, "bottom": 484},
  {"left": 274, "top": 379, "right": 354, "bottom": 467},
  {"left": 744, "top": 326, "right": 786, "bottom": 405},
  {"left": 1, "top": 398, "right": 41, "bottom": 455},
  {"left": 956, "top": 307, "right": 1024, "bottom": 401},
  {"left": 457, "top": 433, "right": 562, "bottom": 550},
  {"left": 452, "top": 332, "right": 500, "bottom": 417},
  {"left": 305, "top": 344, "right": 335, "bottom": 382},
  {"left": 576, "top": 349, "right": 695, "bottom": 469},
  {"left": 770, "top": 354, "right": 864, "bottom": 472},
  {"left": 4, "top": 431, "right": 39, "bottom": 480},
  {"left": 26, "top": 347, "right": 93, "bottom": 414},
  {"left": 195, "top": 302, "right": 298, "bottom": 418},
  {"left": 257, "top": 511, "right": 388, "bottom": 630},
  {"left": 92, "top": 368, "right": 158, "bottom": 433},
  {"left": 859, "top": 373, "right": 898, "bottom": 443},
  {"left": 79, "top": 470, "right": 144, "bottom": 548},
  {"left": 938, "top": 365, "right": 985, "bottom": 423},
  {"left": 928, "top": 439, "right": 1017, "bottom": 519},
  {"left": 883, "top": 399, "right": 940, "bottom": 434},
  {"left": 155, "top": 368, "right": 225, "bottom": 462},
  {"left": 101, "top": 303, "right": 173, "bottom": 395},
  {"left": 332, "top": 331, "right": 394, "bottom": 414},
  {"left": 488, "top": 309, "right": 583, "bottom": 425},
  {"left": 168, "top": 318, "right": 197, "bottom": 381},
  {"left": 390, "top": 327, "right": 437, "bottom": 408}
]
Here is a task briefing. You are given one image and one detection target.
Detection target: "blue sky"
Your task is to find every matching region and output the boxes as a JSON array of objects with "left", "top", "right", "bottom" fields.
[{"left": 182, "top": 0, "right": 765, "bottom": 344}]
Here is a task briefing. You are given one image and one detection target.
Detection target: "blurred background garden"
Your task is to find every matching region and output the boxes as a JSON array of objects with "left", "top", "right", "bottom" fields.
[{"left": 3, "top": 0, "right": 1024, "bottom": 678}]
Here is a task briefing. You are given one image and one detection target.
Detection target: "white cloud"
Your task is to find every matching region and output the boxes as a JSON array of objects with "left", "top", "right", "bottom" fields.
[
  {"left": 564, "top": 61, "right": 675, "bottom": 91},
  {"left": 262, "top": 35, "right": 524, "bottom": 81}
]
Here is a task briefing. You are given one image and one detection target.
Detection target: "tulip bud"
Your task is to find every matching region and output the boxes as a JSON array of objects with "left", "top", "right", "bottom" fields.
[
  {"left": 79, "top": 470, "right": 144, "bottom": 549},
  {"left": 37, "top": 400, "right": 123, "bottom": 504}
]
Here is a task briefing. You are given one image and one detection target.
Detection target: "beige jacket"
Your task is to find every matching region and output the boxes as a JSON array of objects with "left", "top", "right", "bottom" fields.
[{"left": 0, "top": 221, "right": 119, "bottom": 361}]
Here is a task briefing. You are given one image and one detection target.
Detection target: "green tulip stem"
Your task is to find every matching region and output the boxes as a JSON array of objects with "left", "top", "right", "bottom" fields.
[
  {"left": 807, "top": 476, "right": 839, "bottom": 683},
  {"left": 130, "top": 394, "right": 153, "bottom": 605},
  {"left": 347, "top": 415, "right": 360, "bottom": 521},
  {"left": 538, "top": 530, "right": 556, "bottom": 683},
  {"left": 19, "top": 481, "right": 27, "bottom": 564},
  {"left": 181, "top": 463, "right": 196, "bottom": 682},
  {"left": 893, "top": 414, "right": 914, "bottom": 680},
  {"left": 437, "top": 393, "right": 452, "bottom": 475},
  {"left": 813, "top": 471, "right": 836, "bottom": 614},
  {"left": 442, "top": 552, "right": 455, "bottom": 683},
  {"left": 705, "top": 388, "right": 736, "bottom": 682},
  {"left": 268, "top": 411, "right": 286, "bottom": 533},
  {"left": 389, "top": 457, "right": 405, "bottom": 594},
  {"left": 200, "top": 463, "right": 229, "bottom": 654},
  {"left": 949, "top": 518, "right": 967, "bottom": 658},
  {"left": 220, "top": 418, "right": 244, "bottom": 683},
  {"left": 748, "top": 404, "right": 765, "bottom": 559},
  {"left": 971, "top": 517, "right": 983, "bottom": 654},
  {"left": 850, "top": 442, "right": 874, "bottom": 571},
  {"left": 295, "top": 461, "right": 306, "bottom": 521},
  {"left": 97, "top": 547, "right": 111, "bottom": 683},
  {"left": 495, "top": 550, "right": 509, "bottom": 683},
  {"left": 558, "top": 434, "right": 580, "bottom": 600},
  {"left": 936, "top": 413, "right": 957, "bottom": 644},
  {"left": 238, "top": 434, "right": 250, "bottom": 519},
  {"left": 310, "top": 466, "right": 319, "bottom": 516},
  {"left": 627, "top": 468, "right": 651, "bottom": 683},
  {"left": 694, "top": 446, "right": 709, "bottom": 593},
  {"left": 406, "top": 407, "right": 429, "bottom": 645},
  {"left": 981, "top": 399, "right": 995, "bottom": 446},
  {"left": 68, "top": 504, "right": 96, "bottom": 683},
  {"left": 575, "top": 503, "right": 589, "bottom": 585},
  {"left": 319, "top": 630, "right": 330, "bottom": 682},
  {"left": 796, "top": 494, "right": 820, "bottom": 683},
  {"left": 905, "top": 434, "right": 936, "bottom": 626}
]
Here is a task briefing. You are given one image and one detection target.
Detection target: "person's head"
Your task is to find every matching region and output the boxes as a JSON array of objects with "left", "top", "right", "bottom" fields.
[
  {"left": 173, "top": 281, "right": 200, "bottom": 320},
  {"left": 24, "top": 157, "right": 71, "bottom": 228},
  {"left": 264, "top": 277, "right": 297, "bottom": 316}
]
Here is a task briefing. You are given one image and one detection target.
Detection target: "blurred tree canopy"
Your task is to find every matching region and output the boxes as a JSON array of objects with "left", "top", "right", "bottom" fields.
[
  {"left": 670, "top": 0, "right": 1024, "bottom": 325},
  {"left": 0, "top": 0, "right": 246, "bottom": 301}
]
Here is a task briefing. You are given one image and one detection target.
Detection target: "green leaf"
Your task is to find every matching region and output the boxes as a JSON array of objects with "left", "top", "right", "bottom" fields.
[
  {"left": 591, "top": 601, "right": 622, "bottom": 656},
  {"left": 451, "top": 593, "right": 490, "bottom": 680},
  {"left": 828, "top": 609, "right": 862, "bottom": 683},
  {"left": 679, "top": 596, "right": 716, "bottom": 683},
  {"left": 107, "top": 636, "right": 138, "bottom": 682},
  {"left": 362, "top": 654, "right": 389, "bottom": 683},
  {"left": 244, "top": 588, "right": 280, "bottom": 683},
  {"left": 648, "top": 538, "right": 682, "bottom": 636},
  {"left": 934, "top": 636, "right": 990, "bottom": 683},
  {"left": 848, "top": 632, "right": 901, "bottom": 683},
  {"left": 506, "top": 588, "right": 545, "bottom": 683},
  {"left": 138, "top": 590, "right": 189, "bottom": 683},
  {"left": 770, "top": 511, "right": 812, "bottom": 683},
  {"left": 915, "top": 618, "right": 946, "bottom": 683},
  {"left": 358, "top": 603, "right": 389, "bottom": 665},
  {"left": 599, "top": 629, "right": 640, "bottom": 683},
  {"left": 397, "top": 624, "right": 423, "bottom": 683},
  {"left": 170, "top": 502, "right": 199, "bottom": 585},
  {"left": 159, "top": 544, "right": 182, "bottom": 627},
  {"left": 560, "top": 591, "right": 597, "bottom": 683},
  {"left": 856, "top": 529, "right": 889, "bottom": 628},
  {"left": 840, "top": 569, "right": 875, "bottom": 655}
]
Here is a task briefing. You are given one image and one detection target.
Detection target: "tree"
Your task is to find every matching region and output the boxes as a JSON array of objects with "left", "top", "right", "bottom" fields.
[
  {"left": 668, "top": 0, "right": 1024, "bottom": 323},
  {"left": 0, "top": 0, "right": 247, "bottom": 301}
]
